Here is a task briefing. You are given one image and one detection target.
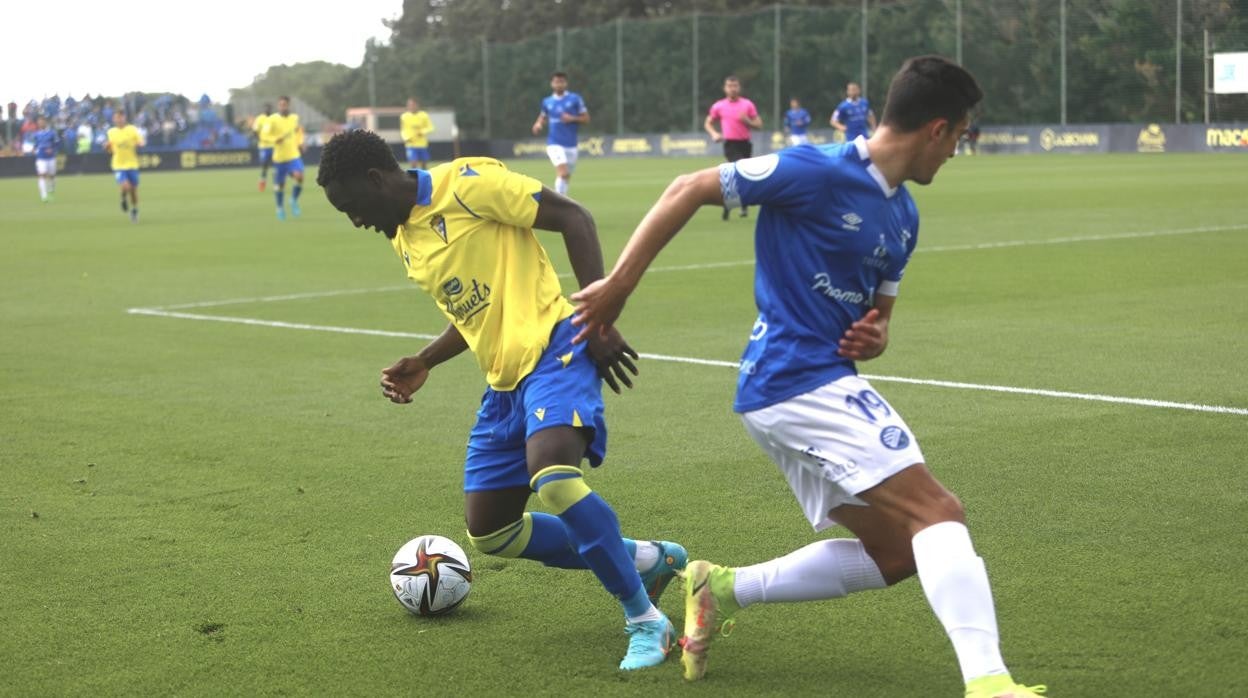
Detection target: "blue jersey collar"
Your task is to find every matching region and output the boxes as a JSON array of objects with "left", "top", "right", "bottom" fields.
[{"left": 407, "top": 169, "right": 433, "bottom": 206}]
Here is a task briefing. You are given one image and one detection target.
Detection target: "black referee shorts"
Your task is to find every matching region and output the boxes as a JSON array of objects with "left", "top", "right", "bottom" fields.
[{"left": 723, "top": 139, "right": 753, "bottom": 162}]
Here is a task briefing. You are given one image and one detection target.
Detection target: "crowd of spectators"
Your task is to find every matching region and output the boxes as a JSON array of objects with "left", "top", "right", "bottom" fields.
[{"left": 0, "top": 93, "right": 250, "bottom": 156}]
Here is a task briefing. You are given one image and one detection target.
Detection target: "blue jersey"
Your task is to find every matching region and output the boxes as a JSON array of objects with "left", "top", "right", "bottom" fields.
[
  {"left": 33, "top": 129, "right": 60, "bottom": 159},
  {"left": 541, "top": 92, "right": 586, "bottom": 148},
  {"left": 719, "top": 140, "right": 918, "bottom": 413},
  {"left": 784, "top": 108, "right": 811, "bottom": 135},
  {"left": 833, "top": 98, "right": 873, "bottom": 138}
]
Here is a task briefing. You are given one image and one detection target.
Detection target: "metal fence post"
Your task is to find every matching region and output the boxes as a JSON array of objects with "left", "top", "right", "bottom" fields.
[
  {"left": 692, "top": 11, "right": 700, "bottom": 132},
  {"left": 1060, "top": 0, "right": 1068, "bottom": 125},
  {"left": 774, "top": 4, "right": 782, "bottom": 131},
  {"left": 616, "top": 18, "right": 624, "bottom": 134},
  {"left": 482, "top": 37, "right": 491, "bottom": 139},
  {"left": 861, "top": 0, "right": 869, "bottom": 99},
  {"left": 956, "top": 0, "right": 963, "bottom": 65},
  {"left": 1175, "top": 0, "right": 1183, "bottom": 123}
]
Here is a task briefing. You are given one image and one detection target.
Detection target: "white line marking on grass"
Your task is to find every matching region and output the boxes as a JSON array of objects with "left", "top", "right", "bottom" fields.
[
  {"left": 124, "top": 309, "right": 1248, "bottom": 416},
  {"left": 137, "top": 223, "right": 1245, "bottom": 312}
]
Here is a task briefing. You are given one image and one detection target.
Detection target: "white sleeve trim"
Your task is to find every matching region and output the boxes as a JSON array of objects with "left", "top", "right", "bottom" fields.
[
  {"left": 719, "top": 162, "right": 741, "bottom": 209},
  {"left": 877, "top": 280, "right": 901, "bottom": 297}
]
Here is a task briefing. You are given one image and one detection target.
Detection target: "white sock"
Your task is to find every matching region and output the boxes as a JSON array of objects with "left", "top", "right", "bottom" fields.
[
  {"left": 912, "top": 521, "right": 1009, "bottom": 683},
  {"left": 38, "top": 178, "right": 47, "bottom": 199},
  {"left": 48, "top": 177, "right": 55, "bottom": 193},
  {"left": 555, "top": 176, "right": 568, "bottom": 195},
  {"left": 732, "top": 538, "right": 886, "bottom": 608},
  {"left": 626, "top": 604, "right": 663, "bottom": 624},
  {"left": 633, "top": 541, "right": 660, "bottom": 573}
]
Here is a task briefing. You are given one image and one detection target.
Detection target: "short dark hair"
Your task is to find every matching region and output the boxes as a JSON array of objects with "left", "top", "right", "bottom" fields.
[
  {"left": 551, "top": 71, "right": 568, "bottom": 80},
  {"left": 316, "top": 129, "right": 400, "bottom": 188},
  {"left": 278, "top": 95, "right": 291, "bottom": 102},
  {"left": 724, "top": 75, "right": 740, "bottom": 83},
  {"left": 880, "top": 56, "right": 982, "bottom": 132}
]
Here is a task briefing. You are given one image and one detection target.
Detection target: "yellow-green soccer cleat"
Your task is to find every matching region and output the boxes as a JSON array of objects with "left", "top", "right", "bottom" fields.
[
  {"left": 640, "top": 541, "right": 688, "bottom": 604},
  {"left": 965, "top": 675, "right": 1048, "bottom": 697},
  {"left": 618, "top": 613, "right": 676, "bottom": 671},
  {"left": 679, "top": 560, "right": 740, "bottom": 681}
]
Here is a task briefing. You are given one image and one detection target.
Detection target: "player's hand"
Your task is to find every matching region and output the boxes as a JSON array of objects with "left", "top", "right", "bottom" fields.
[
  {"left": 570, "top": 276, "right": 629, "bottom": 345},
  {"left": 560, "top": 113, "right": 576, "bottom": 123},
  {"left": 585, "top": 327, "right": 640, "bottom": 394},
  {"left": 836, "top": 308, "right": 888, "bottom": 361},
  {"left": 379, "top": 356, "right": 431, "bottom": 404},
  {"left": 531, "top": 123, "right": 542, "bottom": 136},
  {"left": 711, "top": 132, "right": 722, "bottom": 142}
]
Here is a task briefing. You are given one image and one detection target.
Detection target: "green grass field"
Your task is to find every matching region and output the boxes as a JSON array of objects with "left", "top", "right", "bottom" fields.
[{"left": 2, "top": 153, "right": 1246, "bottom": 696}]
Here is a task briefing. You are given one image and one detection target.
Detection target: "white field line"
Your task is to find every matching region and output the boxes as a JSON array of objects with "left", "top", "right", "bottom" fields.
[
  {"left": 123, "top": 308, "right": 1248, "bottom": 416},
  {"left": 133, "top": 223, "right": 1246, "bottom": 312}
]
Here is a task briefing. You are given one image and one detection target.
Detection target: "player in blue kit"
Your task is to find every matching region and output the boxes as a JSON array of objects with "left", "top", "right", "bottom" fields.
[
  {"left": 783, "top": 97, "right": 812, "bottom": 146},
  {"left": 32, "top": 116, "right": 61, "bottom": 202},
  {"left": 531, "top": 71, "right": 588, "bottom": 197},
  {"left": 570, "top": 56, "right": 1047, "bottom": 697},
  {"left": 831, "top": 81, "right": 876, "bottom": 142}
]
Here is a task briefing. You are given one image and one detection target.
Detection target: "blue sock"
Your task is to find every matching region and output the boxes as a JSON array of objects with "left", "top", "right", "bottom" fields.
[
  {"left": 276, "top": 190, "right": 284, "bottom": 207},
  {"left": 531, "top": 466, "right": 645, "bottom": 610},
  {"left": 520, "top": 512, "right": 589, "bottom": 569},
  {"left": 293, "top": 184, "right": 302, "bottom": 201}
]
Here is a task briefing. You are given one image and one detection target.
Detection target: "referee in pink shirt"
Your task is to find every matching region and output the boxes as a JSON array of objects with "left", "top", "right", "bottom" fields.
[{"left": 705, "top": 75, "right": 763, "bottom": 220}]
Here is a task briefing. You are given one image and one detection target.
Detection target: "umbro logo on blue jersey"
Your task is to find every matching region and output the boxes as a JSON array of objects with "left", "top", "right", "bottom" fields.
[{"left": 841, "top": 212, "right": 863, "bottom": 231}]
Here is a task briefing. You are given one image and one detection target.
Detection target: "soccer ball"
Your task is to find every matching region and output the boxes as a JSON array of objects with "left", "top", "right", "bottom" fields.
[{"left": 390, "top": 535, "right": 472, "bottom": 616}]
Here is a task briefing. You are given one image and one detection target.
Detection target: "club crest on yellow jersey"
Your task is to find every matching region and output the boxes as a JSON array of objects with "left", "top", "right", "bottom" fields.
[{"left": 430, "top": 214, "right": 448, "bottom": 243}]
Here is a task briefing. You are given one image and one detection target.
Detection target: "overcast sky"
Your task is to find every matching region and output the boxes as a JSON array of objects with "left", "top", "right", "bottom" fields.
[{"left": 5, "top": 0, "right": 401, "bottom": 106}]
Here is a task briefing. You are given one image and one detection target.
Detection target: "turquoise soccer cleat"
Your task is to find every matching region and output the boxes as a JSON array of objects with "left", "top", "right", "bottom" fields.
[
  {"left": 618, "top": 613, "right": 675, "bottom": 671},
  {"left": 640, "top": 541, "right": 688, "bottom": 604}
]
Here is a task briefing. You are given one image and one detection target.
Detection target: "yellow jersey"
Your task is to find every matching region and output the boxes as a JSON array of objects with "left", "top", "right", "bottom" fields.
[
  {"left": 254, "top": 114, "right": 276, "bottom": 148},
  {"left": 391, "top": 158, "right": 572, "bottom": 390},
  {"left": 264, "top": 113, "right": 303, "bottom": 162},
  {"left": 400, "top": 110, "right": 434, "bottom": 148},
  {"left": 106, "top": 125, "right": 144, "bottom": 171}
]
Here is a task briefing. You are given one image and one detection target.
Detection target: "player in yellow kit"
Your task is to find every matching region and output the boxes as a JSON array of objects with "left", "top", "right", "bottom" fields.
[
  {"left": 263, "top": 96, "right": 304, "bottom": 219},
  {"left": 317, "top": 129, "right": 687, "bottom": 672},
  {"left": 253, "top": 103, "right": 275, "bottom": 192},
  {"left": 400, "top": 97, "right": 434, "bottom": 169},
  {"left": 105, "top": 110, "right": 145, "bottom": 223}
]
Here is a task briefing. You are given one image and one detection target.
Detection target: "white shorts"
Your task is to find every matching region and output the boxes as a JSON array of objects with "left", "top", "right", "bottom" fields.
[
  {"left": 36, "top": 158, "right": 57, "bottom": 176},
  {"left": 788, "top": 134, "right": 810, "bottom": 147},
  {"left": 740, "top": 375, "right": 925, "bottom": 531},
  {"left": 546, "top": 144, "right": 578, "bottom": 171}
]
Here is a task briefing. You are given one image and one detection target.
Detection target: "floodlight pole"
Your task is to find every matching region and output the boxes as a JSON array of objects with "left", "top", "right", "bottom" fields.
[{"left": 1203, "top": 28, "right": 1210, "bottom": 124}]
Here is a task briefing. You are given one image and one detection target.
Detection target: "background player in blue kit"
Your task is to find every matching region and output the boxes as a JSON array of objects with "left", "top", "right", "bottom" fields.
[
  {"left": 783, "top": 97, "right": 812, "bottom": 146},
  {"left": 570, "top": 56, "right": 1047, "bottom": 697},
  {"left": 531, "top": 71, "right": 589, "bottom": 197},
  {"left": 831, "top": 81, "right": 877, "bottom": 142},
  {"left": 32, "top": 116, "right": 61, "bottom": 202}
]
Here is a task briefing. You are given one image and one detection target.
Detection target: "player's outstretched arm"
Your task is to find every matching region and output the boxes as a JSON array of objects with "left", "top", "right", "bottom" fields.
[
  {"left": 380, "top": 323, "right": 469, "bottom": 404},
  {"left": 703, "top": 115, "right": 721, "bottom": 141},
  {"left": 533, "top": 188, "right": 639, "bottom": 393},
  {"left": 531, "top": 113, "right": 546, "bottom": 136},
  {"left": 571, "top": 166, "right": 723, "bottom": 343}
]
